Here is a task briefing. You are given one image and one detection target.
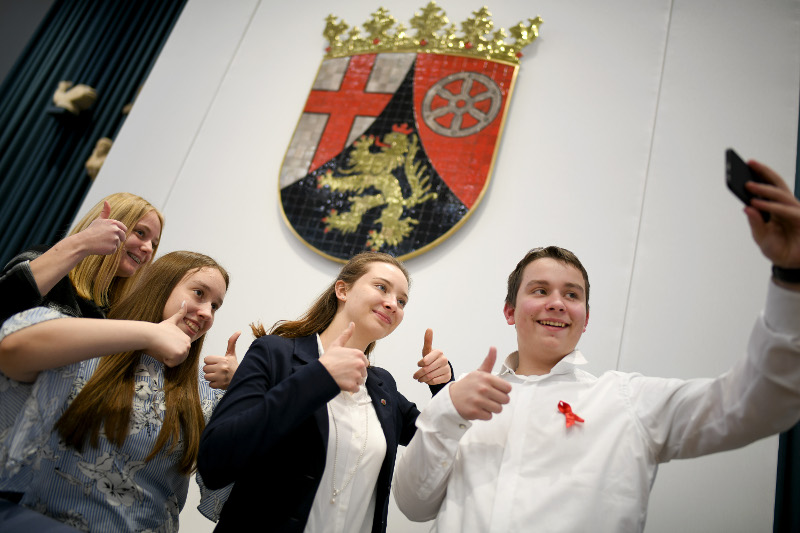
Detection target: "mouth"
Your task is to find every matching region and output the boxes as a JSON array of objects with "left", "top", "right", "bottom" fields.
[
  {"left": 127, "top": 252, "right": 142, "bottom": 265},
  {"left": 538, "top": 319, "right": 568, "bottom": 328},
  {"left": 184, "top": 318, "right": 200, "bottom": 335},
  {"left": 373, "top": 310, "right": 392, "bottom": 325}
]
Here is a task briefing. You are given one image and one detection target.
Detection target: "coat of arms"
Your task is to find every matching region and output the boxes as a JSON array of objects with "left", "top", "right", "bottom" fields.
[{"left": 279, "top": 2, "right": 541, "bottom": 261}]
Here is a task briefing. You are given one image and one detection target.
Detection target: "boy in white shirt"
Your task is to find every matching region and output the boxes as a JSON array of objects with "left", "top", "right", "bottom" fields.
[{"left": 392, "top": 160, "right": 800, "bottom": 532}]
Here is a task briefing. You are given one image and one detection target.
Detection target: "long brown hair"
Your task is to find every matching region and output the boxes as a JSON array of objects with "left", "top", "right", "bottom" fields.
[
  {"left": 252, "top": 252, "right": 409, "bottom": 356},
  {"left": 68, "top": 192, "right": 165, "bottom": 308},
  {"left": 55, "top": 251, "right": 229, "bottom": 475}
]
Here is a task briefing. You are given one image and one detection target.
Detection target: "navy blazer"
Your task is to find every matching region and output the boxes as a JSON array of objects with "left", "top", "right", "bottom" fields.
[{"left": 198, "top": 334, "right": 447, "bottom": 533}]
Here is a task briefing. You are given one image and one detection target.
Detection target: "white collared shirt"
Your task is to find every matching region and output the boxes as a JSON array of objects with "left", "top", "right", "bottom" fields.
[
  {"left": 393, "top": 281, "right": 800, "bottom": 532},
  {"left": 304, "top": 335, "right": 387, "bottom": 533}
]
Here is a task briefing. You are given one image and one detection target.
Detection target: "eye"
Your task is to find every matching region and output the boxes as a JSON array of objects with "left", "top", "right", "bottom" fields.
[
  {"left": 532, "top": 288, "right": 546, "bottom": 296},
  {"left": 397, "top": 298, "right": 407, "bottom": 308},
  {"left": 211, "top": 303, "right": 219, "bottom": 311},
  {"left": 135, "top": 228, "right": 145, "bottom": 237},
  {"left": 376, "top": 283, "right": 386, "bottom": 292},
  {"left": 566, "top": 291, "right": 577, "bottom": 299},
  {"left": 193, "top": 289, "right": 203, "bottom": 297}
]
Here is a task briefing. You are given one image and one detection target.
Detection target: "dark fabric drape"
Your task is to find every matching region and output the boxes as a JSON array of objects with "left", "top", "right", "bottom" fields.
[
  {"left": 773, "top": 100, "right": 800, "bottom": 533},
  {"left": 0, "top": 0, "right": 187, "bottom": 266}
]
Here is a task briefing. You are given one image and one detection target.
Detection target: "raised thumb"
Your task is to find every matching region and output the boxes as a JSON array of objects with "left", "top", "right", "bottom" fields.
[
  {"left": 478, "top": 347, "right": 497, "bottom": 373},
  {"left": 331, "top": 322, "right": 355, "bottom": 348},
  {"left": 226, "top": 331, "right": 241, "bottom": 358},
  {"left": 99, "top": 200, "right": 111, "bottom": 219},
  {"left": 167, "top": 300, "right": 187, "bottom": 325},
  {"left": 421, "top": 328, "right": 433, "bottom": 356}
]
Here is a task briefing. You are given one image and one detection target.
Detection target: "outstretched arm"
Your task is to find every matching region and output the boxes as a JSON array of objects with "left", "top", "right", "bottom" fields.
[
  {"left": 0, "top": 305, "right": 192, "bottom": 382},
  {"left": 745, "top": 160, "right": 800, "bottom": 291},
  {"left": 633, "top": 163, "right": 800, "bottom": 461}
]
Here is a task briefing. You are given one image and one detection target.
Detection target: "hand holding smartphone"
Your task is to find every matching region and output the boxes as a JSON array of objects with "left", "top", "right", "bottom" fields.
[{"left": 726, "top": 148, "right": 770, "bottom": 222}]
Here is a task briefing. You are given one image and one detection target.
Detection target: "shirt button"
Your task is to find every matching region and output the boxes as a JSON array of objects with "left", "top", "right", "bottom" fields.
[{"left": 458, "top": 423, "right": 466, "bottom": 429}]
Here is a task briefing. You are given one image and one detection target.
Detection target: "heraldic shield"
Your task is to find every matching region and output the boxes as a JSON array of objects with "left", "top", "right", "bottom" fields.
[{"left": 279, "top": 3, "right": 541, "bottom": 262}]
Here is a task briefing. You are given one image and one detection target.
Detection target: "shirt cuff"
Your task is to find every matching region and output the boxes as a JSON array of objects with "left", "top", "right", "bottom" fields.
[
  {"left": 764, "top": 279, "right": 800, "bottom": 334},
  {"left": 416, "top": 382, "right": 472, "bottom": 438}
]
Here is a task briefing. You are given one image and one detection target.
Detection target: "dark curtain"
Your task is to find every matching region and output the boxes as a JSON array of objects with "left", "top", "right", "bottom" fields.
[
  {"left": 773, "top": 101, "right": 800, "bottom": 533},
  {"left": 0, "top": 0, "right": 188, "bottom": 266}
]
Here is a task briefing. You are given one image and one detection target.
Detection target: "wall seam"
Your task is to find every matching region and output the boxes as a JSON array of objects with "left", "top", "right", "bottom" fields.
[{"left": 615, "top": 0, "right": 675, "bottom": 371}]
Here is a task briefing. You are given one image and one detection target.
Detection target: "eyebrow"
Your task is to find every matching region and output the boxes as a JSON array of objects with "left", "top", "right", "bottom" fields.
[
  {"left": 373, "top": 276, "right": 409, "bottom": 302},
  {"left": 526, "top": 279, "right": 585, "bottom": 296}
]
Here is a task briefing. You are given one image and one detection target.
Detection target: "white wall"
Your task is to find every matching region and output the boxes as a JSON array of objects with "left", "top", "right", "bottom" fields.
[{"left": 79, "top": 0, "right": 800, "bottom": 531}]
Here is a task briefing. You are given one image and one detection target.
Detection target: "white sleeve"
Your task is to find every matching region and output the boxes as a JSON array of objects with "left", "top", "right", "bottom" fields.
[
  {"left": 392, "top": 381, "right": 472, "bottom": 522},
  {"left": 630, "top": 280, "right": 800, "bottom": 462}
]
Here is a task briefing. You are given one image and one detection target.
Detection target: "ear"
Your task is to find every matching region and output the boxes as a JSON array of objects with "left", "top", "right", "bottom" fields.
[
  {"left": 583, "top": 309, "right": 590, "bottom": 332},
  {"left": 334, "top": 280, "right": 347, "bottom": 302},
  {"left": 503, "top": 302, "right": 516, "bottom": 325}
]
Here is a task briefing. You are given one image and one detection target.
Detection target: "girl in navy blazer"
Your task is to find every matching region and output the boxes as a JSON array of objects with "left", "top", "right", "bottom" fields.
[{"left": 198, "top": 252, "right": 451, "bottom": 532}]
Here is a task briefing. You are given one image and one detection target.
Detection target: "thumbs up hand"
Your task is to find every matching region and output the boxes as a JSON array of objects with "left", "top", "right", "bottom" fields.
[
  {"left": 78, "top": 201, "right": 128, "bottom": 256},
  {"left": 149, "top": 302, "right": 192, "bottom": 367},
  {"left": 204, "top": 331, "right": 241, "bottom": 390},
  {"left": 448, "top": 347, "right": 511, "bottom": 421},
  {"left": 319, "top": 323, "right": 369, "bottom": 393},
  {"left": 413, "top": 328, "right": 451, "bottom": 385}
]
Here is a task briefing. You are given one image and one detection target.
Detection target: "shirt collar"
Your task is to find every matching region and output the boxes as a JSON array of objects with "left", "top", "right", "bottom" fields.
[
  {"left": 499, "top": 349, "right": 588, "bottom": 379},
  {"left": 316, "top": 333, "right": 324, "bottom": 357}
]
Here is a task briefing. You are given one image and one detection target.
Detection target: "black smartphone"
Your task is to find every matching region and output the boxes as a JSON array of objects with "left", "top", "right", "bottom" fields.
[{"left": 725, "top": 148, "right": 769, "bottom": 222}]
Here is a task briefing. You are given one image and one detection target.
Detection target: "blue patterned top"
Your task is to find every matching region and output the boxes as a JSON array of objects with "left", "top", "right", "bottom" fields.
[{"left": 0, "top": 307, "right": 231, "bottom": 532}]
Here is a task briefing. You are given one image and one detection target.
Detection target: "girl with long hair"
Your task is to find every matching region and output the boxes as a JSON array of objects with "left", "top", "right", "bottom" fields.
[
  {"left": 0, "top": 251, "right": 235, "bottom": 531},
  {"left": 198, "top": 252, "right": 451, "bottom": 532},
  {"left": 0, "top": 192, "right": 164, "bottom": 323}
]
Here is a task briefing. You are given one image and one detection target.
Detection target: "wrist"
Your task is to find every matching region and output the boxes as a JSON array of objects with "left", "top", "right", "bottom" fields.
[
  {"left": 772, "top": 265, "right": 800, "bottom": 291},
  {"left": 772, "top": 264, "right": 800, "bottom": 283},
  {"left": 61, "top": 232, "right": 93, "bottom": 262}
]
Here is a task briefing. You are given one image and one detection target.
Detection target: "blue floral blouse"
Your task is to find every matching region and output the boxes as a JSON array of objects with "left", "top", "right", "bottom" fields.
[{"left": 0, "top": 307, "right": 231, "bottom": 532}]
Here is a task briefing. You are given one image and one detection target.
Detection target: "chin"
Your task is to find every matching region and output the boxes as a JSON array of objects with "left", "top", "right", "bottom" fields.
[{"left": 117, "top": 261, "right": 138, "bottom": 278}]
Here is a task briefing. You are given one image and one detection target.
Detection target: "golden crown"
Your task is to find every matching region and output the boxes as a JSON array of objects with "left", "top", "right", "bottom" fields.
[{"left": 323, "top": 2, "right": 542, "bottom": 65}]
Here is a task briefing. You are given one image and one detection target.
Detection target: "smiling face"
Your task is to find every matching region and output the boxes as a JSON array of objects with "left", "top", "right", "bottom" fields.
[
  {"left": 503, "top": 257, "right": 589, "bottom": 375},
  {"left": 335, "top": 261, "right": 409, "bottom": 348},
  {"left": 116, "top": 210, "right": 162, "bottom": 278},
  {"left": 162, "top": 267, "right": 227, "bottom": 342}
]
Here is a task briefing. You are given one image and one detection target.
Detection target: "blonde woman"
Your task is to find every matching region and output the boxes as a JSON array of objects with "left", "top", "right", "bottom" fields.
[{"left": 0, "top": 192, "right": 163, "bottom": 322}]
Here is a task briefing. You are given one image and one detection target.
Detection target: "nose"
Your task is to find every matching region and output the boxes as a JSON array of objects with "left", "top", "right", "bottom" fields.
[
  {"left": 196, "top": 301, "right": 213, "bottom": 320},
  {"left": 140, "top": 239, "right": 154, "bottom": 260},
  {"left": 383, "top": 297, "right": 397, "bottom": 312},
  {"left": 546, "top": 293, "right": 566, "bottom": 312}
]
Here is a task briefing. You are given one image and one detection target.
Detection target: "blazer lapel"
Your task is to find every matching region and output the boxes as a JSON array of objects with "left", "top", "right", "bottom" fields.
[
  {"left": 292, "top": 335, "right": 331, "bottom": 447},
  {"left": 365, "top": 370, "right": 395, "bottom": 447}
]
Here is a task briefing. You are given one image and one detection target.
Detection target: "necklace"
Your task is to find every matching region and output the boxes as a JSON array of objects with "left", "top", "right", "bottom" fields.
[{"left": 329, "top": 400, "right": 369, "bottom": 504}]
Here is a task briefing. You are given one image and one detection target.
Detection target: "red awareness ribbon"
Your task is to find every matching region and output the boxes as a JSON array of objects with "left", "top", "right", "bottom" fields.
[{"left": 558, "top": 401, "right": 584, "bottom": 428}]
